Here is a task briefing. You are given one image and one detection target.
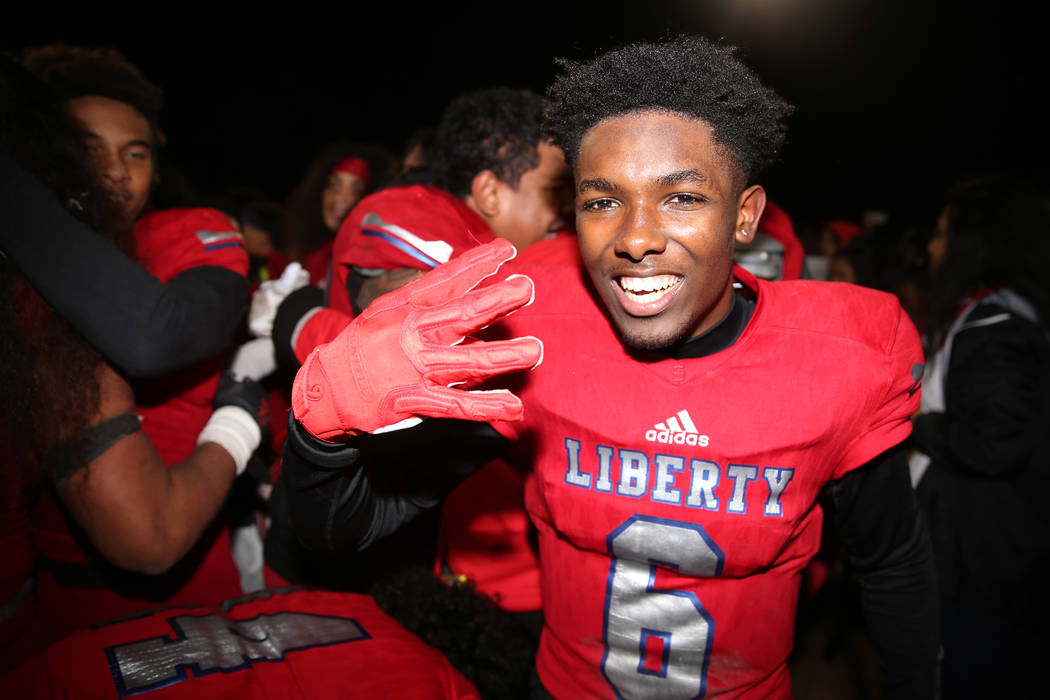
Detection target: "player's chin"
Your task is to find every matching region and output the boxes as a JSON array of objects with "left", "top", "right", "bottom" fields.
[{"left": 612, "top": 315, "right": 688, "bottom": 353}]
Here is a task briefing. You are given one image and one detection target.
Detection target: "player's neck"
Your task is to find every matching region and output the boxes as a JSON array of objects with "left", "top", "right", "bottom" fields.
[{"left": 670, "top": 288, "right": 754, "bottom": 360}]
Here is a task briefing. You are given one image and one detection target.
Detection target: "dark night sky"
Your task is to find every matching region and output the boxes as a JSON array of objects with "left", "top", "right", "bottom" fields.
[{"left": 5, "top": 1, "right": 1046, "bottom": 230}]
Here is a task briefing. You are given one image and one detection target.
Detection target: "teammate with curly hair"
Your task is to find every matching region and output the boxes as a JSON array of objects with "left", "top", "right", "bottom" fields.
[{"left": 283, "top": 36, "right": 939, "bottom": 698}]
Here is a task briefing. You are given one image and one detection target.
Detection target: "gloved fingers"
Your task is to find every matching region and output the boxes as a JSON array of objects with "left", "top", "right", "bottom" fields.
[
  {"left": 229, "top": 337, "right": 278, "bottom": 381},
  {"left": 412, "top": 273, "right": 535, "bottom": 344},
  {"left": 386, "top": 385, "right": 526, "bottom": 424},
  {"left": 418, "top": 336, "right": 544, "bottom": 385},
  {"left": 365, "top": 238, "right": 518, "bottom": 315},
  {"left": 275, "top": 261, "right": 309, "bottom": 293}
]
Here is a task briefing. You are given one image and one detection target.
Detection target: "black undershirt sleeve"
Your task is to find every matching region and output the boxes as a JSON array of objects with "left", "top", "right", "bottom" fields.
[
  {"left": 826, "top": 446, "right": 940, "bottom": 700},
  {"left": 272, "top": 284, "right": 325, "bottom": 368},
  {"left": 282, "top": 413, "right": 506, "bottom": 554},
  {"left": 0, "top": 152, "right": 248, "bottom": 377}
]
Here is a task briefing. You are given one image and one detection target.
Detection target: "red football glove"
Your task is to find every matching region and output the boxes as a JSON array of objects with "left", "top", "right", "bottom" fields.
[{"left": 291, "top": 239, "right": 542, "bottom": 441}]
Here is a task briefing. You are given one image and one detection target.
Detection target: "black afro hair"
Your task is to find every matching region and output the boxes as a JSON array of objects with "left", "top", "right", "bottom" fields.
[
  {"left": 20, "top": 44, "right": 163, "bottom": 133},
  {"left": 544, "top": 35, "right": 793, "bottom": 183},
  {"left": 435, "top": 87, "right": 545, "bottom": 198}
]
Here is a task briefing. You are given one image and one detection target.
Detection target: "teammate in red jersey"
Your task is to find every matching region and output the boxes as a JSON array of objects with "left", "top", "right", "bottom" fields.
[
  {"left": 283, "top": 37, "right": 939, "bottom": 698},
  {"left": 264, "top": 89, "right": 570, "bottom": 617},
  {"left": 0, "top": 47, "right": 263, "bottom": 663},
  {"left": 0, "top": 588, "right": 479, "bottom": 700}
]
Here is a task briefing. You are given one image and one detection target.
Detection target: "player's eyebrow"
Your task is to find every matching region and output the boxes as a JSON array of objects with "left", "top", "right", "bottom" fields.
[
  {"left": 655, "top": 169, "right": 708, "bottom": 187},
  {"left": 79, "top": 129, "right": 152, "bottom": 150},
  {"left": 577, "top": 177, "right": 618, "bottom": 194}
]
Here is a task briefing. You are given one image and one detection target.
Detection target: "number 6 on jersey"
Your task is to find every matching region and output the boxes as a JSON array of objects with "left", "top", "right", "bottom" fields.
[{"left": 602, "top": 515, "right": 725, "bottom": 699}]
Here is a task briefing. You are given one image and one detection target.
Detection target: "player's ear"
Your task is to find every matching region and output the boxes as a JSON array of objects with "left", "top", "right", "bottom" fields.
[
  {"left": 467, "top": 170, "right": 503, "bottom": 218},
  {"left": 735, "top": 184, "right": 766, "bottom": 244}
]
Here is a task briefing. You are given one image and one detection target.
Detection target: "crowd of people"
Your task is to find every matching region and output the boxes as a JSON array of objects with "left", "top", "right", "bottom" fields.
[{"left": 1, "top": 36, "right": 1047, "bottom": 700}]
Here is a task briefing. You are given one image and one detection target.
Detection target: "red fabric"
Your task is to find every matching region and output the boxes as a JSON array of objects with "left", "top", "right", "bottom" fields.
[
  {"left": 824, "top": 219, "right": 863, "bottom": 248},
  {"left": 757, "top": 200, "right": 804, "bottom": 281},
  {"left": 293, "top": 306, "right": 352, "bottom": 364},
  {"left": 327, "top": 185, "right": 495, "bottom": 316},
  {"left": 0, "top": 434, "right": 36, "bottom": 672},
  {"left": 0, "top": 588, "right": 479, "bottom": 700},
  {"left": 27, "top": 208, "right": 250, "bottom": 655},
  {"left": 435, "top": 459, "right": 542, "bottom": 612},
  {"left": 487, "top": 236, "right": 921, "bottom": 698},
  {"left": 300, "top": 238, "right": 334, "bottom": 287},
  {"left": 331, "top": 156, "right": 371, "bottom": 185}
]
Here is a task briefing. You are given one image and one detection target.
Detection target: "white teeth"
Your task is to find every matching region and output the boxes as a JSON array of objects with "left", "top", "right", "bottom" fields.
[{"left": 618, "top": 275, "right": 680, "bottom": 294}]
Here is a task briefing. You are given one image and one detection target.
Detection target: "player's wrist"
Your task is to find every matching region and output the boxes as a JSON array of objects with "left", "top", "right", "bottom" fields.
[{"left": 197, "top": 405, "right": 262, "bottom": 476}]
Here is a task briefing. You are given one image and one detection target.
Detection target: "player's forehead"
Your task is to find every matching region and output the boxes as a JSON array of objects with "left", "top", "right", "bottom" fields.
[
  {"left": 520, "top": 140, "right": 570, "bottom": 185},
  {"left": 575, "top": 110, "right": 740, "bottom": 190},
  {"left": 66, "top": 95, "right": 154, "bottom": 146}
]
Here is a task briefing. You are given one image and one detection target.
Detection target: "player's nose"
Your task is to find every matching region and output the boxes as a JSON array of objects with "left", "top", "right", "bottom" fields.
[
  {"left": 97, "top": 150, "right": 129, "bottom": 184},
  {"left": 614, "top": 205, "right": 666, "bottom": 261}
]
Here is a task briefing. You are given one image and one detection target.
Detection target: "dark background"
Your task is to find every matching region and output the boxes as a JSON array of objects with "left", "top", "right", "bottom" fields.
[{"left": 5, "top": 1, "right": 1045, "bottom": 230}]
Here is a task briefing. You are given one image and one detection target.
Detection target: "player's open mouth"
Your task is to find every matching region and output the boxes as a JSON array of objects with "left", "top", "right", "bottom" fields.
[
  {"left": 614, "top": 274, "right": 683, "bottom": 316},
  {"left": 109, "top": 192, "right": 133, "bottom": 210}
]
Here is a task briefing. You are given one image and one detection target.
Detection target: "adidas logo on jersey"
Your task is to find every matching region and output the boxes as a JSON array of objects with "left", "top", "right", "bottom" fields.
[{"left": 645, "top": 409, "right": 709, "bottom": 447}]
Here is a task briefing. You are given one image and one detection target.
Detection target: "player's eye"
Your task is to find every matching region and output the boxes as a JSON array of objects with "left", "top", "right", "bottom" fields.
[
  {"left": 667, "top": 193, "right": 707, "bottom": 207},
  {"left": 580, "top": 197, "right": 618, "bottom": 213},
  {"left": 126, "top": 149, "right": 150, "bottom": 161}
]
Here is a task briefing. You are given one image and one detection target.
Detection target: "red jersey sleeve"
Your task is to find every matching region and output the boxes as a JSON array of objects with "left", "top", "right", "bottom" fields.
[
  {"left": 834, "top": 302, "right": 924, "bottom": 479},
  {"left": 134, "top": 208, "right": 249, "bottom": 281},
  {"left": 293, "top": 306, "right": 353, "bottom": 364}
]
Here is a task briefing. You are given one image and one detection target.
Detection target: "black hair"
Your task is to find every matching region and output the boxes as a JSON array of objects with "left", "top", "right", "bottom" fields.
[
  {"left": 0, "top": 56, "right": 112, "bottom": 486},
  {"left": 370, "top": 565, "right": 536, "bottom": 700},
  {"left": 402, "top": 125, "right": 438, "bottom": 168},
  {"left": 283, "top": 140, "right": 396, "bottom": 260},
  {"left": 544, "top": 35, "right": 793, "bottom": 184},
  {"left": 20, "top": 44, "right": 163, "bottom": 138},
  {"left": 931, "top": 175, "right": 1050, "bottom": 341},
  {"left": 435, "top": 87, "right": 545, "bottom": 198}
]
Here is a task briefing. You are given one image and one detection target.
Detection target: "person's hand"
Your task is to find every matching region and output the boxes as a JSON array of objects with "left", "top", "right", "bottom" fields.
[
  {"left": 292, "top": 239, "right": 542, "bottom": 441},
  {"left": 229, "top": 337, "right": 278, "bottom": 382},
  {"left": 248, "top": 262, "right": 310, "bottom": 338}
]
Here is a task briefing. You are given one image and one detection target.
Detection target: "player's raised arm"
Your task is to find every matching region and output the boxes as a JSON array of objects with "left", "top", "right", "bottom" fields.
[
  {"left": 291, "top": 238, "right": 542, "bottom": 441},
  {"left": 282, "top": 238, "right": 541, "bottom": 554}
]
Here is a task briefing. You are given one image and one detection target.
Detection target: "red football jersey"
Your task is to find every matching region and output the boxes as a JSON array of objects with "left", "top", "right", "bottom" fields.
[
  {"left": 491, "top": 237, "right": 923, "bottom": 698},
  {"left": 129, "top": 208, "right": 249, "bottom": 465},
  {"left": 435, "top": 458, "right": 542, "bottom": 612},
  {"left": 29, "top": 208, "right": 250, "bottom": 649},
  {"left": 0, "top": 588, "right": 479, "bottom": 699}
]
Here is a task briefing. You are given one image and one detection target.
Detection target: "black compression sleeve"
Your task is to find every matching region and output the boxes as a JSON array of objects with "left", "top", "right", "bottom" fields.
[
  {"left": 282, "top": 413, "right": 506, "bottom": 554},
  {"left": 827, "top": 446, "right": 940, "bottom": 699},
  {"left": 272, "top": 284, "right": 324, "bottom": 369},
  {"left": 0, "top": 152, "right": 247, "bottom": 377}
]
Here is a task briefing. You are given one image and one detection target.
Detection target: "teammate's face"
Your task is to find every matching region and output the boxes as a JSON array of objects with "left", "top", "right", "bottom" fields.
[
  {"left": 67, "top": 96, "right": 155, "bottom": 223},
  {"left": 575, "top": 111, "right": 765, "bottom": 351},
  {"left": 488, "top": 141, "right": 573, "bottom": 251},
  {"left": 322, "top": 171, "right": 368, "bottom": 232}
]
